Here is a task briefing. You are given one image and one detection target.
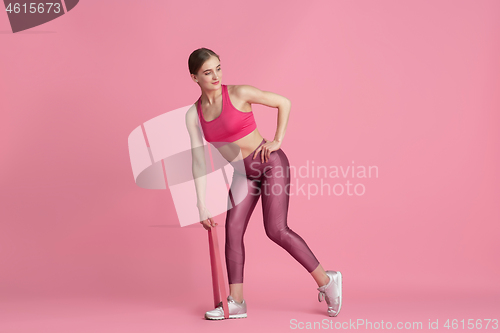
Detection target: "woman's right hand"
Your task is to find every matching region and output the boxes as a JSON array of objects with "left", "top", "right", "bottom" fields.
[{"left": 198, "top": 204, "right": 217, "bottom": 230}]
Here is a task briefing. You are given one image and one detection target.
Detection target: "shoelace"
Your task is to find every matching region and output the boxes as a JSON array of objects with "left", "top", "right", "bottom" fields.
[
  {"left": 215, "top": 298, "right": 236, "bottom": 310},
  {"left": 319, "top": 291, "right": 340, "bottom": 307},
  {"left": 318, "top": 291, "right": 326, "bottom": 302}
]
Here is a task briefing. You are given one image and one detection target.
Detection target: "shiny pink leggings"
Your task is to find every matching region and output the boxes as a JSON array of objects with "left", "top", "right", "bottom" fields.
[{"left": 225, "top": 139, "right": 320, "bottom": 284}]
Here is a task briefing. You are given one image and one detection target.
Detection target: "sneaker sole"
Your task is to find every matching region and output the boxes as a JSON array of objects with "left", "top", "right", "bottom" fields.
[
  {"left": 205, "top": 313, "right": 247, "bottom": 320},
  {"left": 333, "top": 271, "right": 343, "bottom": 317}
]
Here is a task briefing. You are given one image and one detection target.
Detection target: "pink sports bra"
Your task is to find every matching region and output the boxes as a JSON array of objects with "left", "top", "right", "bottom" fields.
[{"left": 196, "top": 84, "right": 257, "bottom": 145}]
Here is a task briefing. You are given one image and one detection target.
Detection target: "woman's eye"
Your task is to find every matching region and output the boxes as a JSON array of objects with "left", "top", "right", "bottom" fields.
[{"left": 204, "top": 68, "right": 220, "bottom": 75}]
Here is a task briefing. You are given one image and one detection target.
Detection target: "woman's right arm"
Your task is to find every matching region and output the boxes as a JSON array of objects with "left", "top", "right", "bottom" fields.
[{"left": 185, "top": 105, "right": 217, "bottom": 230}]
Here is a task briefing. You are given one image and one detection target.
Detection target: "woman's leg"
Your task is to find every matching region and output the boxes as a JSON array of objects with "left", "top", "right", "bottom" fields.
[
  {"left": 225, "top": 171, "right": 261, "bottom": 302},
  {"left": 260, "top": 148, "right": 323, "bottom": 279},
  {"left": 311, "top": 263, "right": 330, "bottom": 287},
  {"left": 228, "top": 284, "right": 244, "bottom": 304}
]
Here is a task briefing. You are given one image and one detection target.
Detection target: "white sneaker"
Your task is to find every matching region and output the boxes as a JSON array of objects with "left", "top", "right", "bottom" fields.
[
  {"left": 317, "top": 270, "right": 342, "bottom": 317},
  {"left": 204, "top": 295, "right": 247, "bottom": 320}
]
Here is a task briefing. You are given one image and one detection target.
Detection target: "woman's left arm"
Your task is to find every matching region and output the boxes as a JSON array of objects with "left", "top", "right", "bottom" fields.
[{"left": 236, "top": 85, "right": 291, "bottom": 162}]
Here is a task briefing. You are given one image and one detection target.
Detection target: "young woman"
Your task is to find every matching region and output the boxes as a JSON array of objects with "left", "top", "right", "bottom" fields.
[{"left": 185, "top": 48, "right": 342, "bottom": 320}]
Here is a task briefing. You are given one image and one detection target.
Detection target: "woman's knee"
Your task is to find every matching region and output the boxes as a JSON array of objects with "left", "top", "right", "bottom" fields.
[{"left": 264, "top": 225, "right": 290, "bottom": 244}]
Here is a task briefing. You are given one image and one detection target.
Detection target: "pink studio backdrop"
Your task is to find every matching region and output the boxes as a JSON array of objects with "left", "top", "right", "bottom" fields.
[{"left": 1, "top": 1, "right": 499, "bottom": 332}]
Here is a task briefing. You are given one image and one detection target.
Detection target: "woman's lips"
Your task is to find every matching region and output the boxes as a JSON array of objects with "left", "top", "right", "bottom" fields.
[{"left": 212, "top": 81, "right": 219, "bottom": 85}]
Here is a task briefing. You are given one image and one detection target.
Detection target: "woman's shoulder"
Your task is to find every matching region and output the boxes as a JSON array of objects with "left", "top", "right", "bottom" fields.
[
  {"left": 227, "top": 84, "right": 260, "bottom": 100},
  {"left": 186, "top": 102, "right": 198, "bottom": 115},
  {"left": 185, "top": 103, "right": 200, "bottom": 125}
]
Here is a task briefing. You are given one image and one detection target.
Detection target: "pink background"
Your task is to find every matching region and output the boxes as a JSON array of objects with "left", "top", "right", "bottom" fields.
[{"left": 1, "top": 1, "right": 499, "bottom": 332}]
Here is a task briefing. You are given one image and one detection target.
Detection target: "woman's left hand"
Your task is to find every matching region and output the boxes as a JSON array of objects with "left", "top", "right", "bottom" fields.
[{"left": 253, "top": 139, "right": 281, "bottom": 163}]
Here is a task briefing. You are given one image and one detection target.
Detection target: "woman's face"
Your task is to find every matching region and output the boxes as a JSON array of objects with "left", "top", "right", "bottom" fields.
[{"left": 194, "top": 56, "right": 222, "bottom": 89}]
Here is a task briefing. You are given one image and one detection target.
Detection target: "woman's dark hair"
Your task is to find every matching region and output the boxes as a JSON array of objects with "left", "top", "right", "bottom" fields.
[{"left": 188, "top": 48, "right": 220, "bottom": 75}]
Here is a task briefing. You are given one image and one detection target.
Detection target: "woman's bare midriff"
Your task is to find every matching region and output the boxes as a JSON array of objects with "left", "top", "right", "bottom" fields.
[
  {"left": 232, "top": 128, "right": 265, "bottom": 159},
  {"left": 211, "top": 129, "right": 264, "bottom": 166}
]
